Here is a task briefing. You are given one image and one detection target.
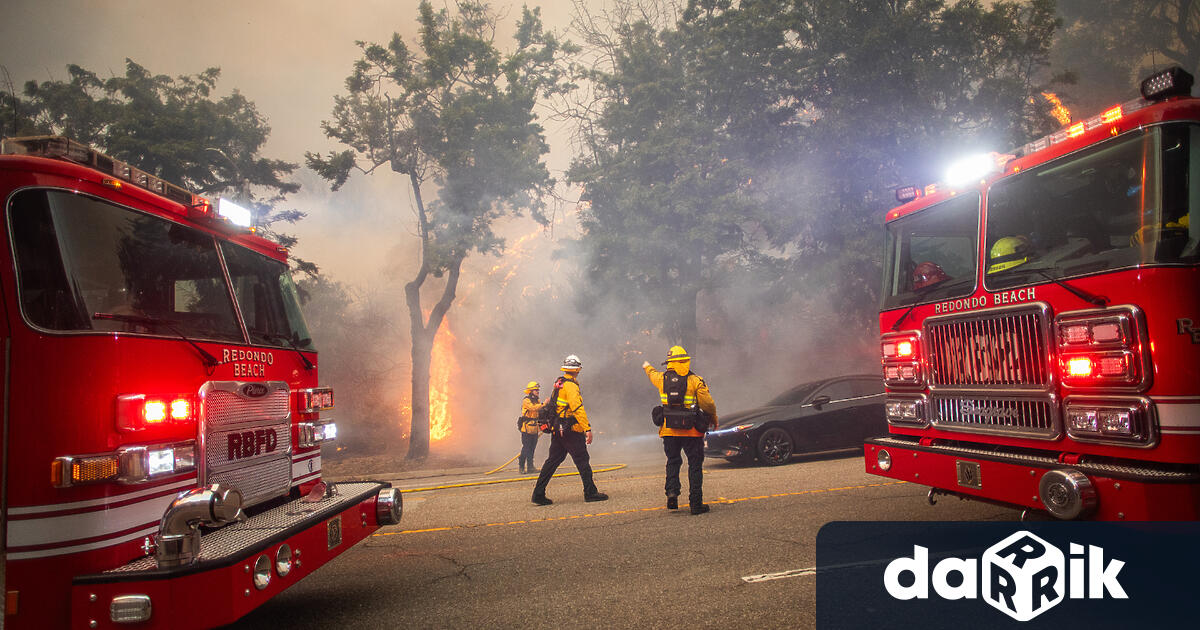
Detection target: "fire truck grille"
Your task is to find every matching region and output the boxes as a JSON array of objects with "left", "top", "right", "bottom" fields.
[
  {"left": 202, "top": 383, "right": 293, "bottom": 508},
  {"left": 204, "top": 387, "right": 290, "bottom": 426},
  {"left": 925, "top": 307, "right": 1050, "bottom": 388},
  {"left": 931, "top": 395, "right": 1060, "bottom": 438},
  {"left": 207, "top": 457, "right": 293, "bottom": 507},
  {"left": 206, "top": 424, "right": 293, "bottom": 469}
]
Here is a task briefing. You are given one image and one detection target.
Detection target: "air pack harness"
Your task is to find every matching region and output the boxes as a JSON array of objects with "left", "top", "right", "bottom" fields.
[
  {"left": 538, "top": 377, "right": 577, "bottom": 436},
  {"left": 653, "top": 370, "right": 708, "bottom": 432}
]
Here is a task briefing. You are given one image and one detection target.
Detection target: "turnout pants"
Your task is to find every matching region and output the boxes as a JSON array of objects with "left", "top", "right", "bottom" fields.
[
  {"left": 663, "top": 435, "right": 705, "bottom": 505},
  {"left": 533, "top": 430, "right": 597, "bottom": 497},
  {"left": 518, "top": 432, "right": 539, "bottom": 471}
]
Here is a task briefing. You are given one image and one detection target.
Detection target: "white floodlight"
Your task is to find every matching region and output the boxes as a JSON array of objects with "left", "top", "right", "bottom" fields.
[
  {"left": 217, "top": 198, "right": 253, "bottom": 227},
  {"left": 943, "top": 153, "right": 999, "bottom": 188}
]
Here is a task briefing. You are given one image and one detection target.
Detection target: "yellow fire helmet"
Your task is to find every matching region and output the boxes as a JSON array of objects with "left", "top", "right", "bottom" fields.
[
  {"left": 524, "top": 381, "right": 540, "bottom": 393},
  {"left": 1132, "top": 214, "right": 1191, "bottom": 245},
  {"left": 662, "top": 345, "right": 690, "bottom": 365},
  {"left": 987, "top": 235, "right": 1032, "bottom": 274}
]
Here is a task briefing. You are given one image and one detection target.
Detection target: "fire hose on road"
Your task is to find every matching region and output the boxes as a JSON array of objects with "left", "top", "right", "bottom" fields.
[
  {"left": 401, "top": 463, "right": 627, "bottom": 493},
  {"left": 484, "top": 453, "right": 520, "bottom": 475}
]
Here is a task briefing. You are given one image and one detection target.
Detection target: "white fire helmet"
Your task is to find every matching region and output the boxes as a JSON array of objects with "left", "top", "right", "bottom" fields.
[{"left": 561, "top": 354, "right": 583, "bottom": 372}]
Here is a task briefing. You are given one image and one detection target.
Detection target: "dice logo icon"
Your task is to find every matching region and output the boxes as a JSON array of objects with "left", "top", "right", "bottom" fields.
[{"left": 982, "top": 531, "right": 1064, "bottom": 621}]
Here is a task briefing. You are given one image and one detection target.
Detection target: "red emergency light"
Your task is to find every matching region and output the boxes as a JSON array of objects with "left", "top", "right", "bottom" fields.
[
  {"left": 117, "top": 394, "right": 196, "bottom": 432},
  {"left": 1066, "top": 356, "right": 1094, "bottom": 378},
  {"left": 881, "top": 334, "right": 922, "bottom": 387}
]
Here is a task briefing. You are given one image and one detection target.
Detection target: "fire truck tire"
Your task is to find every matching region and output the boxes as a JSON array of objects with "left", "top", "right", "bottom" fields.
[{"left": 756, "top": 427, "right": 793, "bottom": 466}]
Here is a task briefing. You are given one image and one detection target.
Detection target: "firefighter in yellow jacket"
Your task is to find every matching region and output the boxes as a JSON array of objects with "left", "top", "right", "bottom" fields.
[
  {"left": 531, "top": 355, "right": 609, "bottom": 505},
  {"left": 518, "top": 381, "right": 544, "bottom": 474},
  {"left": 643, "top": 345, "right": 717, "bottom": 514}
]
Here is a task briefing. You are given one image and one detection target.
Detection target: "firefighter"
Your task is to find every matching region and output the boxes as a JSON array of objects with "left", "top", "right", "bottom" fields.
[
  {"left": 531, "top": 355, "right": 609, "bottom": 505},
  {"left": 911, "top": 261, "right": 950, "bottom": 291},
  {"left": 1132, "top": 213, "right": 1190, "bottom": 247},
  {"left": 517, "top": 381, "right": 543, "bottom": 474},
  {"left": 987, "top": 235, "right": 1033, "bottom": 274},
  {"left": 642, "top": 345, "right": 717, "bottom": 515}
]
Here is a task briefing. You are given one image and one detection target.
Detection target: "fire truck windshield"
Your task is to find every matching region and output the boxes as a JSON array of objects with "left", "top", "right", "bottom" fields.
[
  {"left": 221, "top": 240, "right": 315, "bottom": 351},
  {"left": 985, "top": 123, "right": 1199, "bottom": 290},
  {"left": 882, "top": 192, "right": 980, "bottom": 309},
  {"left": 7, "top": 188, "right": 310, "bottom": 347}
]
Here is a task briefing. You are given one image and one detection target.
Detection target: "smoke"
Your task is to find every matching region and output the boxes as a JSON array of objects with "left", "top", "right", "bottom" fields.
[
  {"left": 302, "top": 173, "right": 877, "bottom": 469},
  {"left": 0, "top": 0, "right": 882, "bottom": 468}
]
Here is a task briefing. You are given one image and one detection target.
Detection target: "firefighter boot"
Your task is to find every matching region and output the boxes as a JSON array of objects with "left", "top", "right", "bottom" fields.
[
  {"left": 584, "top": 491, "right": 609, "bottom": 502},
  {"left": 689, "top": 503, "right": 710, "bottom": 515},
  {"left": 532, "top": 494, "right": 553, "bottom": 506},
  {"left": 667, "top": 496, "right": 678, "bottom": 510}
]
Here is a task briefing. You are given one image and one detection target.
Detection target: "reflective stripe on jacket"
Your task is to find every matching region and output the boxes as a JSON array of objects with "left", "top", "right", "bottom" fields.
[
  {"left": 519, "top": 396, "right": 542, "bottom": 434},
  {"left": 643, "top": 360, "right": 717, "bottom": 438},
  {"left": 555, "top": 375, "right": 590, "bottom": 432}
]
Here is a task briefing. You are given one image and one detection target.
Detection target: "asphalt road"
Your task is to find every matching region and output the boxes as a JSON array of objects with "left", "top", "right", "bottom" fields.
[{"left": 232, "top": 448, "right": 1020, "bottom": 629}]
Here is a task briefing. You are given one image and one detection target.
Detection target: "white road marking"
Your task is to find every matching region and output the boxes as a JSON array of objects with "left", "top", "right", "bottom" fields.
[
  {"left": 742, "top": 567, "right": 815, "bottom": 583},
  {"left": 743, "top": 547, "right": 986, "bottom": 584}
]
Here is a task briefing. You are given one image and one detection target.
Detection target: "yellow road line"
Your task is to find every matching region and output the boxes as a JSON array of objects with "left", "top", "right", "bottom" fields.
[
  {"left": 399, "top": 464, "right": 627, "bottom": 493},
  {"left": 375, "top": 480, "right": 907, "bottom": 537}
]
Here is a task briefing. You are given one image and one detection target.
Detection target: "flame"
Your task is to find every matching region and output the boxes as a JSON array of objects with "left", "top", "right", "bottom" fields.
[
  {"left": 429, "top": 322, "right": 457, "bottom": 442},
  {"left": 1042, "top": 92, "right": 1071, "bottom": 126}
]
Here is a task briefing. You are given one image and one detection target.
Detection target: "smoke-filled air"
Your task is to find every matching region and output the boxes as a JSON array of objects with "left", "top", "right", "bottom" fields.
[{"left": 3, "top": 0, "right": 1192, "bottom": 470}]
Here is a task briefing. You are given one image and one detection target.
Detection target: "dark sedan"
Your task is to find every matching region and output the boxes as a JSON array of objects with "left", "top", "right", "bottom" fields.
[{"left": 703, "top": 374, "right": 885, "bottom": 466}]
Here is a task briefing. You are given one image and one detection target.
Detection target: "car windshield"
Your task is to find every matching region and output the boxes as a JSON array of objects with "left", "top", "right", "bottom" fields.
[
  {"left": 985, "top": 123, "right": 1199, "bottom": 290},
  {"left": 767, "top": 382, "right": 822, "bottom": 406},
  {"left": 881, "top": 192, "right": 980, "bottom": 309}
]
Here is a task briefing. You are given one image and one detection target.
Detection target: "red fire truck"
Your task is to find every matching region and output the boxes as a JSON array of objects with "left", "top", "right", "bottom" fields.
[
  {"left": 865, "top": 67, "right": 1200, "bottom": 520},
  {"left": 0, "top": 136, "right": 403, "bottom": 627}
]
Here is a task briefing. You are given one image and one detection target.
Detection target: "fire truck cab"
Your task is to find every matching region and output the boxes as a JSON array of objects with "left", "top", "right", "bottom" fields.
[
  {"left": 0, "top": 137, "right": 402, "bottom": 628},
  {"left": 865, "top": 68, "right": 1200, "bottom": 520}
]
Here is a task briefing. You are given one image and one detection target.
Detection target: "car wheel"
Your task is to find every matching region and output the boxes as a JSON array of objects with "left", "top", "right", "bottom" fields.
[{"left": 756, "top": 427, "right": 793, "bottom": 466}]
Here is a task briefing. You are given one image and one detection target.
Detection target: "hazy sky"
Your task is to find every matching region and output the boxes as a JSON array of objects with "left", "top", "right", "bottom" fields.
[
  {"left": 0, "top": 0, "right": 582, "bottom": 280},
  {"left": 0, "top": 2, "right": 883, "bottom": 456}
]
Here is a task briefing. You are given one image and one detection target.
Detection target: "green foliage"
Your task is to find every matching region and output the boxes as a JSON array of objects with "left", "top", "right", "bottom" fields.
[
  {"left": 19, "top": 61, "right": 298, "bottom": 200},
  {"left": 1055, "top": 0, "right": 1200, "bottom": 113},
  {"left": 309, "top": 2, "right": 571, "bottom": 272},
  {"left": 569, "top": 0, "right": 1063, "bottom": 345},
  {"left": 310, "top": 1, "right": 572, "bottom": 457},
  {"left": 790, "top": 0, "right": 1062, "bottom": 200},
  {"left": 5, "top": 60, "right": 310, "bottom": 275},
  {"left": 568, "top": 0, "right": 799, "bottom": 348},
  {"left": 775, "top": 0, "right": 1063, "bottom": 318}
]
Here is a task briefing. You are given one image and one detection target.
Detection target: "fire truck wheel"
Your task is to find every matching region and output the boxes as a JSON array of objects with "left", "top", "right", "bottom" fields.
[{"left": 756, "top": 427, "right": 793, "bottom": 466}]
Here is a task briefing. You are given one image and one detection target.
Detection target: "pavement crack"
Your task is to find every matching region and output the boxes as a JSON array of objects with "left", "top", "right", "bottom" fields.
[{"left": 432, "top": 553, "right": 472, "bottom": 583}]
